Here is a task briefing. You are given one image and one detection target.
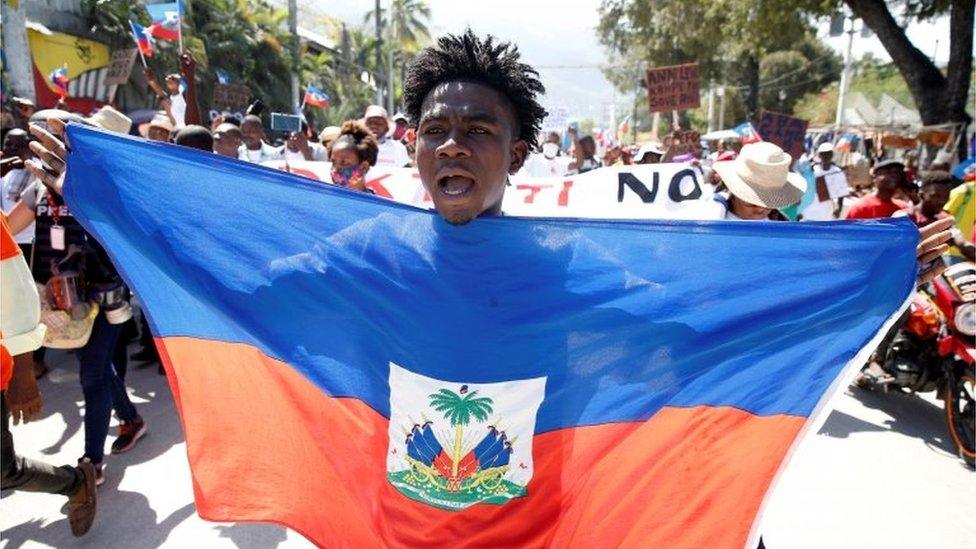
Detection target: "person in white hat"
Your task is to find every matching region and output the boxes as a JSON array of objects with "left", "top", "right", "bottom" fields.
[
  {"left": 634, "top": 142, "right": 665, "bottom": 164},
  {"left": 363, "top": 105, "right": 410, "bottom": 167},
  {"left": 140, "top": 114, "right": 174, "bottom": 143},
  {"left": 802, "top": 141, "right": 850, "bottom": 221},
  {"left": 712, "top": 142, "right": 807, "bottom": 220},
  {"left": 85, "top": 106, "right": 132, "bottom": 135}
]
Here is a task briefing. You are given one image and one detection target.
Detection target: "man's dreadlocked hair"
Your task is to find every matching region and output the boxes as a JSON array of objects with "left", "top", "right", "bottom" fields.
[{"left": 403, "top": 29, "right": 547, "bottom": 149}]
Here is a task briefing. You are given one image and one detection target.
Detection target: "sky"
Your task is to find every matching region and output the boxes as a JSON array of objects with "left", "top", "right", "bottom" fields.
[{"left": 300, "top": 0, "right": 952, "bottom": 127}]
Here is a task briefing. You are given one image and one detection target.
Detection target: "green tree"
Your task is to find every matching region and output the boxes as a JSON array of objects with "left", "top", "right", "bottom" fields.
[
  {"left": 428, "top": 388, "right": 493, "bottom": 478},
  {"left": 365, "top": 0, "right": 432, "bottom": 109},
  {"left": 597, "top": 0, "right": 827, "bottom": 123},
  {"left": 802, "top": 0, "right": 973, "bottom": 156}
]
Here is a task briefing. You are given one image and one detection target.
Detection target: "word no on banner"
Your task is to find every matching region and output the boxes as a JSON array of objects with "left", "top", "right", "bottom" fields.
[{"left": 645, "top": 63, "right": 701, "bottom": 113}]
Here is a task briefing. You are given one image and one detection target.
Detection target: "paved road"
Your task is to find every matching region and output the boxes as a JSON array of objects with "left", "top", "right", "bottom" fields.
[{"left": 1, "top": 347, "right": 973, "bottom": 548}]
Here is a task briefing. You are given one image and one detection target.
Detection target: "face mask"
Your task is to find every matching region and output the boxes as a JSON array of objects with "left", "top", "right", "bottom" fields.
[
  {"left": 542, "top": 142, "right": 559, "bottom": 159},
  {"left": 393, "top": 125, "right": 407, "bottom": 140},
  {"left": 331, "top": 165, "right": 365, "bottom": 188}
]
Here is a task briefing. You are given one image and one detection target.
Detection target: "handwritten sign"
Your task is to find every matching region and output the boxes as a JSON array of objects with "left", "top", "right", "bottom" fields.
[
  {"left": 756, "top": 111, "right": 808, "bottom": 161},
  {"left": 212, "top": 83, "right": 251, "bottom": 111},
  {"left": 542, "top": 106, "right": 570, "bottom": 132},
  {"left": 104, "top": 48, "right": 138, "bottom": 86},
  {"left": 645, "top": 63, "right": 701, "bottom": 113}
]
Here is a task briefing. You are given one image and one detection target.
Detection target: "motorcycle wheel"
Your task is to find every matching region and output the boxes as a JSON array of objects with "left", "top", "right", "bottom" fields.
[{"left": 944, "top": 364, "right": 975, "bottom": 468}]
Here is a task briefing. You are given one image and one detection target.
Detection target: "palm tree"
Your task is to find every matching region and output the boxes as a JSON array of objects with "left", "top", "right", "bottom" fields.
[
  {"left": 364, "top": 0, "right": 432, "bottom": 109},
  {"left": 429, "top": 388, "right": 493, "bottom": 478},
  {"left": 365, "top": 0, "right": 431, "bottom": 51}
]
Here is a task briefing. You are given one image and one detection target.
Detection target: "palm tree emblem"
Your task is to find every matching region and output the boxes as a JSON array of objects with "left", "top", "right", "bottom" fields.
[{"left": 429, "top": 387, "right": 494, "bottom": 480}]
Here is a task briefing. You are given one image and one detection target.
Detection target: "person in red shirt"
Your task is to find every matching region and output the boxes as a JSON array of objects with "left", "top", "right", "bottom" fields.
[{"left": 845, "top": 159, "right": 910, "bottom": 220}]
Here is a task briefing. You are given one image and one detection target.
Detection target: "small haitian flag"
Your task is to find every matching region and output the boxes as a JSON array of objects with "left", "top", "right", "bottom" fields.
[
  {"left": 128, "top": 20, "right": 155, "bottom": 58},
  {"left": 303, "top": 85, "right": 329, "bottom": 109},
  {"left": 63, "top": 124, "right": 918, "bottom": 548},
  {"left": 49, "top": 65, "right": 69, "bottom": 98},
  {"left": 734, "top": 122, "right": 762, "bottom": 144}
]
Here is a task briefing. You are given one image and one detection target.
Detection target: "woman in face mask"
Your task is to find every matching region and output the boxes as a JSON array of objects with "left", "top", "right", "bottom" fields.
[{"left": 327, "top": 121, "right": 379, "bottom": 192}]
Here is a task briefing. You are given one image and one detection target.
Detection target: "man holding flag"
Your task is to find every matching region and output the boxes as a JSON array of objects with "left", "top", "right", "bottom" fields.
[{"left": 26, "top": 29, "right": 954, "bottom": 548}]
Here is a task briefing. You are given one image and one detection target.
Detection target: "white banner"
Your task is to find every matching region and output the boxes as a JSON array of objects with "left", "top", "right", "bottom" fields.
[{"left": 263, "top": 161, "right": 724, "bottom": 220}]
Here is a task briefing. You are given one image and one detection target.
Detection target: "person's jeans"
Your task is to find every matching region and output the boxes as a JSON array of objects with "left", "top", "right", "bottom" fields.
[
  {"left": 1, "top": 393, "right": 81, "bottom": 495},
  {"left": 79, "top": 313, "right": 138, "bottom": 463}
]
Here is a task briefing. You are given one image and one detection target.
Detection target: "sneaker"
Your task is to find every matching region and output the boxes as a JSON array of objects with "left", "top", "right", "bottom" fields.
[
  {"left": 77, "top": 457, "right": 105, "bottom": 486},
  {"left": 67, "top": 461, "right": 97, "bottom": 536},
  {"left": 111, "top": 416, "right": 147, "bottom": 454}
]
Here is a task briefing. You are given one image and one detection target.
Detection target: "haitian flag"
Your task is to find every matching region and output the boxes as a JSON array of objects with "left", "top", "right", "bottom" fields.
[
  {"left": 147, "top": 1, "right": 182, "bottom": 41},
  {"left": 63, "top": 124, "right": 917, "bottom": 548},
  {"left": 49, "top": 65, "right": 69, "bottom": 97},
  {"left": 303, "top": 85, "right": 329, "bottom": 109},
  {"left": 128, "top": 20, "right": 155, "bottom": 58}
]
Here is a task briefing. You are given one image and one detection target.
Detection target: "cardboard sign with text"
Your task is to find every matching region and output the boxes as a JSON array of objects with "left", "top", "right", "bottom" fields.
[
  {"left": 645, "top": 63, "right": 701, "bottom": 113},
  {"left": 104, "top": 48, "right": 138, "bottom": 86},
  {"left": 212, "top": 83, "right": 251, "bottom": 111},
  {"left": 756, "top": 111, "right": 808, "bottom": 162}
]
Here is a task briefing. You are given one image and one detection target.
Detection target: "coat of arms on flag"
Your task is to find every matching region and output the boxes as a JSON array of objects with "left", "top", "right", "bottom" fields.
[{"left": 386, "top": 363, "right": 546, "bottom": 511}]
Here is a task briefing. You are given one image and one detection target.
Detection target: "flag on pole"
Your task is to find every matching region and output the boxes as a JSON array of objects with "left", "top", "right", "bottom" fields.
[
  {"left": 616, "top": 115, "right": 631, "bottom": 141},
  {"left": 147, "top": 1, "right": 183, "bottom": 41},
  {"left": 149, "top": 12, "right": 181, "bottom": 41},
  {"left": 49, "top": 65, "right": 69, "bottom": 98},
  {"left": 303, "top": 86, "right": 330, "bottom": 109},
  {"left": 63, "top": 124, "right": 918, "bottom": 549},
  {"left": 215, "top": 70, "right": 231, "bottom": 85},
  {"left": 129, "top": 21, "right": 155, "bottom": 58}
]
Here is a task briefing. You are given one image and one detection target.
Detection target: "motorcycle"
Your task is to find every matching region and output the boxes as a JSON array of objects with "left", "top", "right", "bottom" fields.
[{"left": 863, "top": 262, "right": 975, "bottom": 467}]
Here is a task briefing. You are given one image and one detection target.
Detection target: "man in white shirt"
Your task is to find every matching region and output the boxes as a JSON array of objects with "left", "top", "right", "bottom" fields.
[
  {"left": 238, "top": 115, "right": 283, "bottom": 163},
  {"left": 517, "top": 139, "right": 571, "bottom": 178},
  {"left": 364, "top": 105, "right": 411, "bottom": 167},
  {"left": 282, "top": 122, "right": 326, "bottom": 162},
  {"left": 164, "top": 74, "right": 187, "bottom": 128},
  {"left": 803, "top": 142, "right": 849, "bottom": 220}
]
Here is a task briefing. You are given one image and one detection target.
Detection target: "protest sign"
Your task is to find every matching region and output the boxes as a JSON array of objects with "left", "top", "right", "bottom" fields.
[
  {"left": 645, "top": 63, "right": 701, "bottom": 113},
  {"left": 542, "top": 106, "right": 570, "bottom": 132},
  {"left": 104, "top": 48, "right": 138, "bottom": 86},
  {"left": 263, "top": 160, "right": 723, "bottom": 220},
  {"left": 212, "top": 83, "right": 251, "bottom": 111},
  {"left": 757, "top": 111, "right": 809, "bottom": 162}
]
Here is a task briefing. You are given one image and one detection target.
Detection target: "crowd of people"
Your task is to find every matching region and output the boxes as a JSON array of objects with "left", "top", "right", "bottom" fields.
[{"left": 0, "top": 27, "right": 969, "bottom": 540}]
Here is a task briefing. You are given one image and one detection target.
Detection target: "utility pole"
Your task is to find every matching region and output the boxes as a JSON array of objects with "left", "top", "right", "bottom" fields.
[
  {"left": 288, "top": 0, "right": 300, "bottom": 111},
  {"left": 835, "top": 15, "right": 855, "bottom": 129},
  {"left": 706, "top": 85, "right": 715, "bottom": 132},
  {"left": 717, "top": 85, "right": 726, "bottom": 130},
  {"left": 388, "top": 47, "right": 395, "bottom": 113},
  {"left": 374, "top": 0, "right": 384, "bottom": 106}
]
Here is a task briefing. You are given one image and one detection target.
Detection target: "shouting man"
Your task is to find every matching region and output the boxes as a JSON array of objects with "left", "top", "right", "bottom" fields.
[{"left": 403, "top": 29, "right": 546, "bottom": 224}]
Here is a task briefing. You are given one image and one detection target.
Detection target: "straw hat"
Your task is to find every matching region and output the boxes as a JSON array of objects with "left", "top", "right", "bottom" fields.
[
  {"left": 138, "top": 113, "right": 174, "bottom": 137},
  {"left": 85, "top": 106, "right": 132, "bottom": 134},
  {"left": 712, "top": 142, "right": 807, "bottom": 209}
]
